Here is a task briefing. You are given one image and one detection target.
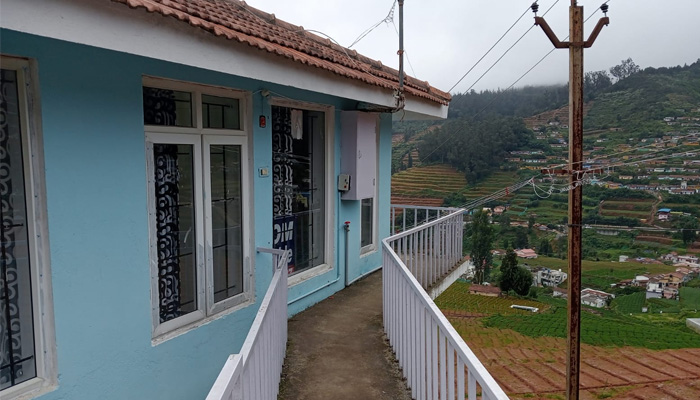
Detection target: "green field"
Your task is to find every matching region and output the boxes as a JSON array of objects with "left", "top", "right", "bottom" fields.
[
  {"left": 611, "top": 291, "right": 645, "bottom": 314},
  {"left": 484, "top": 302, "right": 700, "bottom": 349},
  {"left": 435, "top": 281, "right": 546, "bottom": 315},
  {"left": 681, "top": 287, "right": 700, "bottom": 310}
]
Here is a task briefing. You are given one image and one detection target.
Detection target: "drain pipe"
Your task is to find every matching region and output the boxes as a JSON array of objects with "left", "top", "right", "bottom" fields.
[{"left": 344, "top": 221, "right": 351, "bottom": 286}]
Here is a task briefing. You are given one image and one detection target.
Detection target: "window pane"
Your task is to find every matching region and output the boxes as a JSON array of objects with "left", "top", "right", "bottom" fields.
[
  {"left": 153, "top": 144, "right": 197, "bottom": 322},
  {"left": 0, "top": 68, "right": 37, "bottom": 389},
  {"left": 361, "top": 198, "right": 373, "bottom": 248},
  {"left": 271, "top": 107, "right": 325, "bottom": 275},
  {"left": 143, "top": 87, "right": 193, "bottom": 127},
  {"left": 203, "top": 95, "right": 240, "bottom": 130},
  {"left": 210, "top": 145, "right": 244, "bottom": 302}
]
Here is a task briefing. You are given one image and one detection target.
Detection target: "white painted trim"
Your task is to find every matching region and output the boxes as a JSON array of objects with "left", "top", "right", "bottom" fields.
[
  {"left": 1, "top": 0, "right": 447, "bottom": 120},
  {"left": 360, "top": 115, "right": 380, "bottom": 256},
  {"left": 144, "top": 77, "right": 255, "bottom": 342},
  {"left": 0, "top": 55, "right": 57, "bottom": 399},
  {"left": 269, "top": 98, "right": 336, "bottom": 285},
  {"left": 203, "top": 135, "right": 252, "bottom": 315},
  {"left": 146, "top": 133, "right": 207, "bottom": 339}
]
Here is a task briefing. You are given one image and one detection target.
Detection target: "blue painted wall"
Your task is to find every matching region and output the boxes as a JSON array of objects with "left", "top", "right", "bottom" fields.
[{"left": 2, "top": 29, "right": 390, "bottom": 399}]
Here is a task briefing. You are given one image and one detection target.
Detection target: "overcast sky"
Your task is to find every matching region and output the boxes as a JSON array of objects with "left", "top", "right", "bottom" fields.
[{"left": 245, "top": 0, "right": 700, "bottom": 94}]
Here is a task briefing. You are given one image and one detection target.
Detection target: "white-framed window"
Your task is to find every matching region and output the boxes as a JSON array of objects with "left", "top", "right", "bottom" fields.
[
  {"left": 269, "top": 99, "right": 335, "bottom": 284},
  {"left": 143, "top": 77, "right": 252, "bottom": 341},
  {"left": 360, "top": 119, "right": 379, "bottom": 255},
  {"left": 1, "top": 56, "right": 57, "bottom": 399}
]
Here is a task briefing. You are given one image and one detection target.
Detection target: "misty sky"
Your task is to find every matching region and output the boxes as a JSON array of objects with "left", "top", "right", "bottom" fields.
[{"left": 245, "top": 0, "right": 700, "bottom": 94}]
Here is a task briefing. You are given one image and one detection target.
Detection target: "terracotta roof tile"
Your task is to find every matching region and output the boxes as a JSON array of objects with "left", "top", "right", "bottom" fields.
[{"left": 112, "top": 0, "right": 451, "bottom": 105}]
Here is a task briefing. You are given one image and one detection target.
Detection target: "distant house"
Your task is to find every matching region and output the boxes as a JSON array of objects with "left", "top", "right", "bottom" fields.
[
  {"left": 553, "top": 287, "right": 568, "bottom": 298},
  {"left": 678, "top": 255, "right": 700, "bottom": 265},
  {"left": 663, "top": 287, "right": 679, "bottom": 300},
  {"left": 646, "top": 278, "right": 664, "bottom": 299},
  {"left": 633, "top": 275, "right": 650, "bottom": 287},
  {"left": 493, "top": 205, "right": 506, "bottom": 215},
  {"left": 669, "top": 271, "right": 691, "bottom": 283},
  {"left": 516, "top": 249, "right": 538, "bottom": 259},
  {"left": 619, "top": 255, "right": 629, "bottom": 262},
  {"left": 658, "top": 208, "right": 672, "bottom": 221},
  {"left": 581, "top": 288, "right": 615, "bottom": 308},
  {"left": 534, "top": 268, "right": 568, "bottom": 287},
  {"left": 469, "top": 284, "right": 502, "bottom": 297}
]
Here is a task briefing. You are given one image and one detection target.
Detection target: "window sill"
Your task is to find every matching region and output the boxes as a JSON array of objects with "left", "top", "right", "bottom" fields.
[
  {"left": 360, "top": 245, "right": 377, "bottom": 257},
  {"left": 151, "top": 295, "right": 254, "bottom": 346},
  {"left": 288, "top": 263, "right": 334, "bottom": 287},
  {"left": 1, "top": 377, "right": 57, "bottom": 400}
]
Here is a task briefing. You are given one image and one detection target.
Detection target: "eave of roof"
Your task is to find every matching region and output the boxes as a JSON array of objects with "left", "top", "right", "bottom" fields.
[{"left": 112, "top": 0, "right": 451, "bottom": 106}]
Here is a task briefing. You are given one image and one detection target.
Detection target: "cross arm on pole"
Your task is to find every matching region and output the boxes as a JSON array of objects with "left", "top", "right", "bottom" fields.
[
  {"left": 584, "top": 17, "right": 610, "bottom": 48},
  {"left": 534, "top": 17, "right": 569, "bottom": 48}
]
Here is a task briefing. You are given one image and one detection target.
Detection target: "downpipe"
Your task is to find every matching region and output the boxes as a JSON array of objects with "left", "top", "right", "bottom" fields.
[{"left": 344, "top": 220, "right": 351, "bottom": 287}]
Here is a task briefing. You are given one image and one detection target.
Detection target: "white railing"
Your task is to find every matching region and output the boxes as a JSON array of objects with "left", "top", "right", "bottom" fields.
[
  {"left": 206, "top": 248, "right": 291, "bottom": 400},
  {"left": 389, "top": 206, "right": 464, "bottom": 291},
  {"left": 383, "top": 209, "right": 509, "bottom": 400},
  {"left": 391, "top": 204, "right": 462, "bottom": 234}
]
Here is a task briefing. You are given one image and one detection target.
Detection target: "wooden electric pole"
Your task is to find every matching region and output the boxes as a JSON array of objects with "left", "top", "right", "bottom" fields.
[{"left": 533, "top": 2, "right": 609, "bottom": 399}]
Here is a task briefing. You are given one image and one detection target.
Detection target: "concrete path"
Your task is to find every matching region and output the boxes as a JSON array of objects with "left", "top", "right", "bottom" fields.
[{"left": 278, "top": 271, "right": 412, "bottom": 400}]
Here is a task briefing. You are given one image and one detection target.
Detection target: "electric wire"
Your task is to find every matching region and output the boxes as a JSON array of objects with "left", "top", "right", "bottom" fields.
[
  {"left": 461, "top": 0, "right": 561, "bottom": 94},
  {"left": 547, "top": 132, "right": 699, "bottom": 171},
  {"left": 348, "top": 0, "right": 397, "bottom": 48},
  {"left": 447, "top": 3, "right": 535, "bottom": 93},
  {"left": 419, "top": 3, "right": 608, "bottom": 164}
]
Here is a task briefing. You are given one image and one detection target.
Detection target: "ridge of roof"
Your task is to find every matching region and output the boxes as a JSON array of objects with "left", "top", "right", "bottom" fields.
[{"left": 112, "top": 0, "right": 451, "bottom": 105}]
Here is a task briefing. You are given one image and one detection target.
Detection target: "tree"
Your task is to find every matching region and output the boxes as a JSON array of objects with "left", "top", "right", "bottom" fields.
[
  {"left": 584, "top": 70, "right": 613, "bottom": 100},
  {"left": 498, "top": 249, "right": 519, "bottom": 292},
  {"left": 674, "top": 215, "right": 699, "bottom": 245},
  {"left": 538, "top": 238, "right": 552, "bottom": 256},
  {"left": 528, "top": 214, "right": 536, "bottom": 232},
  {"left": 498, "top": 249, "right": 533, "bottom": 296},
  {"left": 470, "top": 210, "right": 495, "bottom": 284},
  {"left": 499, "top": 214, "right": 511, "bottom": 231},
  {"left": 514, "top": 228, "right": 529, "bottom": 249},
  {"left": 609, "top": 58, "right": 640, "bottom": 82}
]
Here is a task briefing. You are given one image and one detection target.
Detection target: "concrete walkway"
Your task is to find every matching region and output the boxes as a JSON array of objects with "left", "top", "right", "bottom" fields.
[{"left": 278, "top": 271, "right": 411, "bottom": 400}]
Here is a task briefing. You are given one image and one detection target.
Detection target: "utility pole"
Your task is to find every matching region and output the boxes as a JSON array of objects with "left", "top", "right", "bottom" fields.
[{"left": 532, "top": 2, "right": 609, "bottom": 399}]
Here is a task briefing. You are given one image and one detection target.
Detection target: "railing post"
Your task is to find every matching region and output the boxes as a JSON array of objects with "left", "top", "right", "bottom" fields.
[{"left": 383, "top": 207, "right": 508, "bottom": 400}]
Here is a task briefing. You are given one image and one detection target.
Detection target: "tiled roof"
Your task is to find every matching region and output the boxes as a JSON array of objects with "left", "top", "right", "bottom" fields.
[
  {"left": 112, "top": 0, "right": 451, "bottom": 105},
  {"left": 469, "top": 284, "right": 501, "bottom": 295}
]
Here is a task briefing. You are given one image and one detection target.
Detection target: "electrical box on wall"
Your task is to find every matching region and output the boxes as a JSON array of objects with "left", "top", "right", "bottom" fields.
[
  {"left": 338, "top": 174, "right": 351, "bottom": 192},
  {"left": 340, "top": 111, "right": 377, "bottom": 200}
]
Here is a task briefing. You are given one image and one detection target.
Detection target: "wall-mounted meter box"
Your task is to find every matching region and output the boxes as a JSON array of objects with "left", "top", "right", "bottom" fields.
[{"left": 340, "top": 111, "right": 377, "bottom": 200}]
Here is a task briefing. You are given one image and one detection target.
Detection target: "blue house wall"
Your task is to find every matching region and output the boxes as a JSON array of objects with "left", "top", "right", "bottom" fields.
[{"left": 2, "top": 29, "right": 390, "bottom": 400}]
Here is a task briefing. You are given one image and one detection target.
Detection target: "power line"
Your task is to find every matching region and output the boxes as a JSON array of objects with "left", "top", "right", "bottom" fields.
[
  {"left": 348, "top": 0, "right": 396, "bottom": 48},
  {"left": 418, "top": 3, "right": 605, "bottom": 164},
  {"left": 547, "top": 132, "right": 700, "bottom": 171},
  {"left": 461, "top": 0, "right": 561, "bottom": 94},
  {"left": 448, "top": 3, "right": 534, "bottom": 93}
]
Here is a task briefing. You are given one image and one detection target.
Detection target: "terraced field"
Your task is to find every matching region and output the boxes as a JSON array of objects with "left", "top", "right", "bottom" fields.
[
  {"left": 391, "top": 164, "right": 467, "bottom": 199},
  {"left": 436, "top": 281, "right": 700, "bottom": 399},
  {"left": 600, "top": 199, "right": 657, "bottom": 221}
]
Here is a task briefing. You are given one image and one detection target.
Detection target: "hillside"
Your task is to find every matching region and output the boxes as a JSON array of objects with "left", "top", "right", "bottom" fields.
[
  {"left": 392, "top": 59, "right": 700, "bottom": 260},
  {"left": 585, "top": 61, "right": 700, "bottom": 132},
  {"left": 390, "top": 164, "right": 467, "bottom": 206}
]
